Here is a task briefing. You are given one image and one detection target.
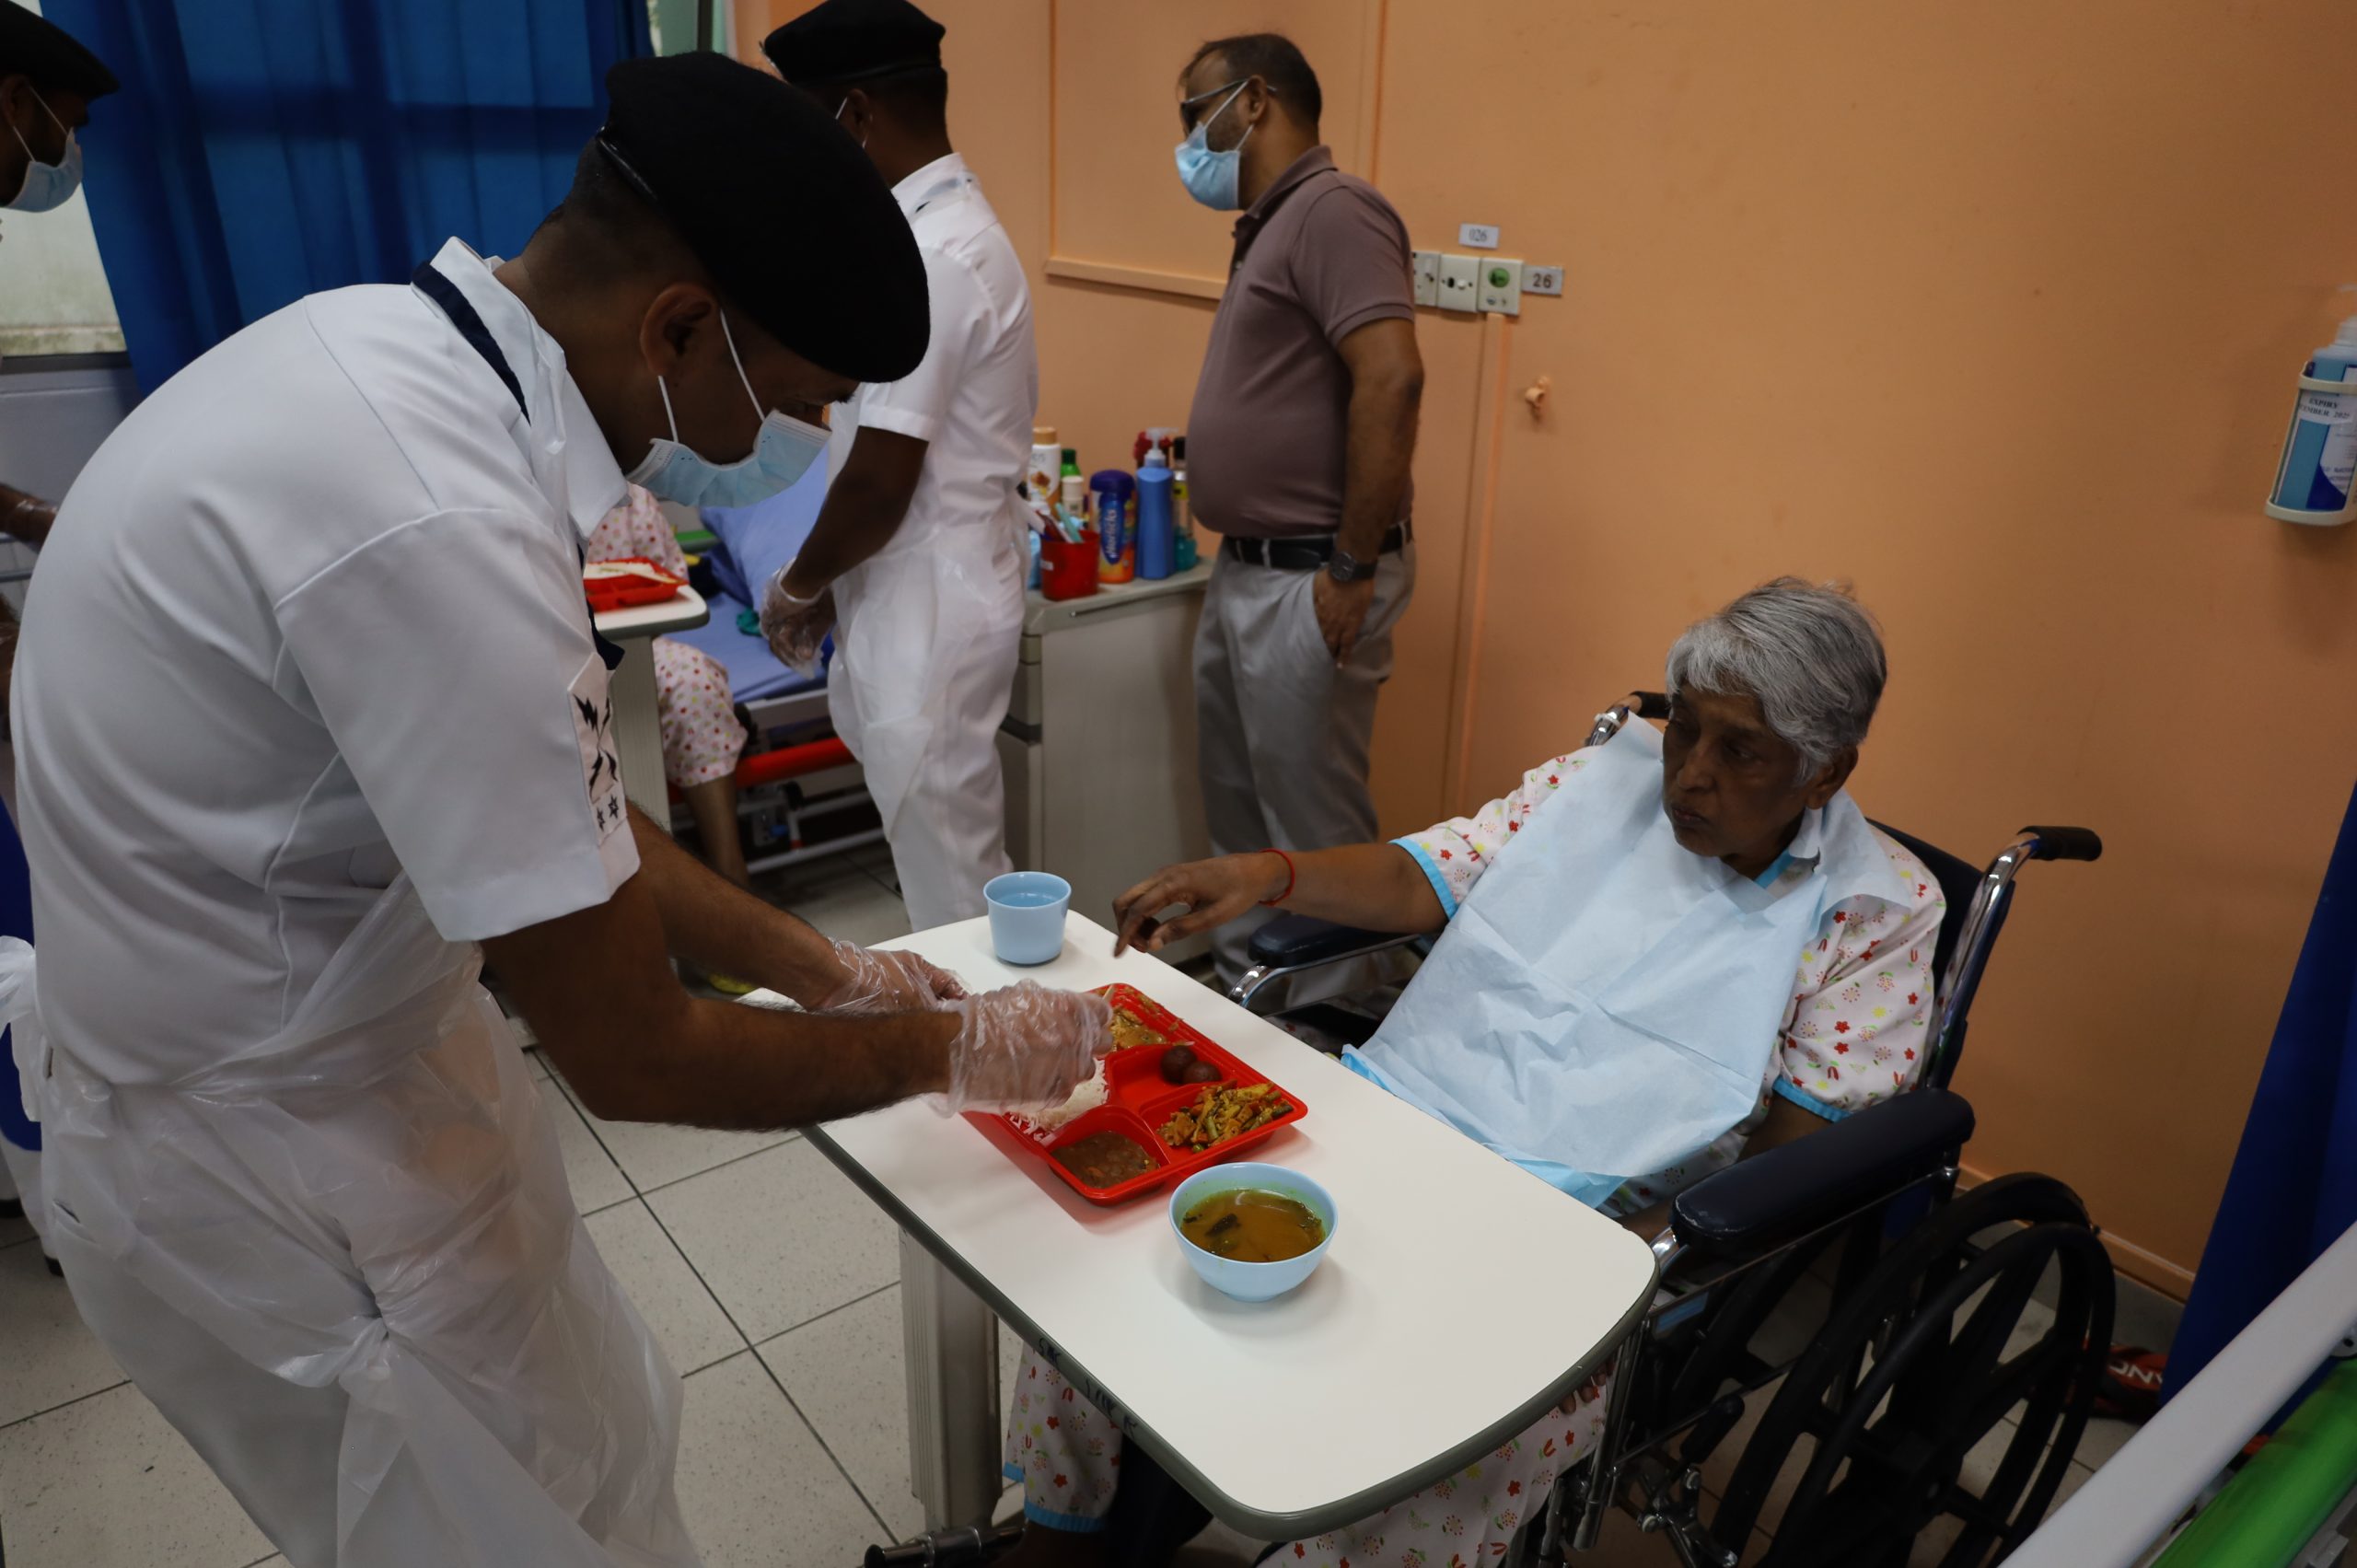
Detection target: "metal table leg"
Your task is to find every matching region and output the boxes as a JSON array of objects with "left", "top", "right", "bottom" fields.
[{"left": 900, "top": 1230, "right": 1004, "bottom": 1530}]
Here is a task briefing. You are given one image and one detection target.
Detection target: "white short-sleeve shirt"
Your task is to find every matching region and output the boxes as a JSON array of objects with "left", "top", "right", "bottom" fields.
[
  {"left": 14, "top": 239, "right": 638, "bottom": 1082},
  {"left": 825, "top": 152, "right": 1038, "bottom": 561}
]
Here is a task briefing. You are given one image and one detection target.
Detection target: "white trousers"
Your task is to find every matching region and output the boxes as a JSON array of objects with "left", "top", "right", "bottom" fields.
[{"left": 830, "top": 535, "right": 1024, "bottom": 931}]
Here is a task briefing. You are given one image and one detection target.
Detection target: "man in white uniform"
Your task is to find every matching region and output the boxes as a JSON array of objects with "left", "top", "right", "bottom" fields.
[
  {"left": 6, "top": 54, "right": 1107, "bottom": 1568},
  {"left": 759, "top": 0, "right": 1033, "bottom": 930}
]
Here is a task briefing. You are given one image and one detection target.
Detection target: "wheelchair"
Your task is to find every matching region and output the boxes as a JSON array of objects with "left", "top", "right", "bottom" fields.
[
  {"left": 1235, "top": 693, "right": 2113, "bottom": 1567},
  {"left": 870, "top": 693, "right": 2111, "bottom": 1568}
]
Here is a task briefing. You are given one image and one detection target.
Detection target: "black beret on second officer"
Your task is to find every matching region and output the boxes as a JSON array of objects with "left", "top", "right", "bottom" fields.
[
  {"left": 599, "top": 51, "right": 928, "bottom": 384},
  {"left": 0, "top": 0, "right": 118, "bottom": 99},
  {"left": 761, "top": 0, "right": 945, "bottom": 88}
]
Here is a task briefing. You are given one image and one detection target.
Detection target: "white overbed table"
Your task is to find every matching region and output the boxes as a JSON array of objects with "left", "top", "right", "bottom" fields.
[{"left": 782, "top": 914, "right": 1659, "bottom": 1542}]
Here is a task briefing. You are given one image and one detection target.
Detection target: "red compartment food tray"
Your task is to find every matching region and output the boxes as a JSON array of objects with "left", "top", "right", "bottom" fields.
[
  {"left": 968, "top": 983, "right": 1307, "bottom": 1206},
  {"left": 584, "top": 557, "right": 688, "bottom": 612}
]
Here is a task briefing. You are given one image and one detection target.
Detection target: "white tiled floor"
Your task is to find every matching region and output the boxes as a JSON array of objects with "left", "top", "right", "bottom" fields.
[{"left": 0, "top": 851, "right": 2177, "bottom": 1566}]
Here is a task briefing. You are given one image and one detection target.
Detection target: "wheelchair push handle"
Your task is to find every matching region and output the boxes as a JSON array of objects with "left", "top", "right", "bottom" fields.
[{"left": 2019, "top": 825, "right": 2103, "bottom": 863}]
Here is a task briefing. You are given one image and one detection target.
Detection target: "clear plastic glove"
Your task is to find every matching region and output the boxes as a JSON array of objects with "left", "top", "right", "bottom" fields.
[
  {"left": 819, "top": 939, "right": 968, "bottom": 1014},
  {"left": 938, "top": 981, "right": 1114, "bottom": 1116},
  {"left": 759, "top": 567, "right": 834, "bottom": 679}
]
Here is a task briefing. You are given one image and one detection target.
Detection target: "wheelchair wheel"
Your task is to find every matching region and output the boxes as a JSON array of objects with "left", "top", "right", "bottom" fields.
[{"left": 1713, "top": 1173, "right": 2114, "bottom": 1567}]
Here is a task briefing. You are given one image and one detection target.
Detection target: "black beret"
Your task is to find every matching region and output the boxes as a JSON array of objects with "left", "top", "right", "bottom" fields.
[
  {"left": 762, "top": 0, "right": 944, "bottom": 88},
  {"left": 0, "top": 1, "right": 117, "bottom": 101},
  {"left": 600, "top": 52, "right": 927, "bottom": 384}
]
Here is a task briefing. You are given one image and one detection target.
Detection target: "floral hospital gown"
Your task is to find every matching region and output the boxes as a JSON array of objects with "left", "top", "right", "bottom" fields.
[
  {"left": 586, "top": 485, "right": 747, "bottom": 789},
  {"left": 1004, "top": 748, "right": 1945, "bottom": 1563}
]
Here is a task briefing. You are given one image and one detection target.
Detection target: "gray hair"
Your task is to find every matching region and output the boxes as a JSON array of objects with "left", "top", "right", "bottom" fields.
[{"left": 1664, "top": 578, "right": 1887, "bottom": 782}]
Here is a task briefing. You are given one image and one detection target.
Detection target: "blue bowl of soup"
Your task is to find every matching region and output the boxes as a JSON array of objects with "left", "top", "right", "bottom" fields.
[{"left": 1169, "top": 1163, "right": 1337, "bottom": 1302}]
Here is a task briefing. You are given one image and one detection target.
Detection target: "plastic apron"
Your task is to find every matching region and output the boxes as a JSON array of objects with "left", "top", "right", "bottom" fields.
[
  {"left": 0, "top": 253, "right": 699, "bottom": 1567},
  {"left": 0, "top": 878, "right": 696, "bottom": 1567},
  {"left": 824, "top": 168, "right": 1026, "bottom": 929},
  {"left": 1347, "top": 719, "right": 1835, "bottom": 1207}
]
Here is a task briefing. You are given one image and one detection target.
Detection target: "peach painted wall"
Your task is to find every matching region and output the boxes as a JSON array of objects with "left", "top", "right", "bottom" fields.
[{"left": 737, "top": 1, "right": 2357, "bottom": 1294}]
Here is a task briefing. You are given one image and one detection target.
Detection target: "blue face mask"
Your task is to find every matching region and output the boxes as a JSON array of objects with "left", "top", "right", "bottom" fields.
[
  {"left": 6, "top": 91, "right": 82, "bottom": 214},
  {"left": 1173, "top": 80, "right": 1253, "bottom": 212},
  {"left": 625, "top": 311, "right": 830, "bottom": 509}
]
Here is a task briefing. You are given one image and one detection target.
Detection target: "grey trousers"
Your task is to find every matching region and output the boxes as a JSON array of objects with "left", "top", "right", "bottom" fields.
[{"left": 1193, "top": 541, "right": 1417, "bottom": 982}]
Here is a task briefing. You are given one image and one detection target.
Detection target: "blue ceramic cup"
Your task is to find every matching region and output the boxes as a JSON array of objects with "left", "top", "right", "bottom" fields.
[{"left": 984, "top": 871, "right": 1071, "bottom": 965}]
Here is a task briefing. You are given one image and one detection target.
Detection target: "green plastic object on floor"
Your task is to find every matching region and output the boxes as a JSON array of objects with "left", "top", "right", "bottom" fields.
[
  {"left": 2152, "top": 1357, "right": 2357, "bottom": 1568},
  {"left": 737, "top": 609, "right": 761, "bottom": 638}
]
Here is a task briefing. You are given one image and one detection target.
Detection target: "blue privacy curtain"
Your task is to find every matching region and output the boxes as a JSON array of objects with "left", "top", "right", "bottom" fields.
[
  {"left": 2167, "top": 778, "right": 2357, "bottom": 1409},
  {"left": 47, "top": 0, "right": 653, "bottom": 395}
]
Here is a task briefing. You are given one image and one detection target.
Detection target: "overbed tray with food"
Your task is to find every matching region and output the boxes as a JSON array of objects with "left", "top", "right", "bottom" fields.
[{"left": 970, "top": 983, "right": 1308, "bottom": 1206}]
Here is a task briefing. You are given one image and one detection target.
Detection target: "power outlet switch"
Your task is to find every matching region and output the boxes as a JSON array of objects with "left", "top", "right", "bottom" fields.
[
  {"left": 1411, "top": 250, "right": 1441, "bottom": 308},
  {"left": 1437, "top": 253, "right": 1480, "bottom": 313},
  {"left": 1478, "top": 258, "right": 1522, "bottom": 316}
]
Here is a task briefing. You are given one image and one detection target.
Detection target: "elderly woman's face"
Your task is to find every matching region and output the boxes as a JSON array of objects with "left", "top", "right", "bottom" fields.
[{"left": 1661, "top": 688, "right": 1853, "bottom": 876}]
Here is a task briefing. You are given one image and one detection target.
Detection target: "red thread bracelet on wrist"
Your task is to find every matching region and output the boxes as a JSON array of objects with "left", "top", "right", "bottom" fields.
[{"left": 1259, "top": 848, "right": 1296, "bottom": 906}]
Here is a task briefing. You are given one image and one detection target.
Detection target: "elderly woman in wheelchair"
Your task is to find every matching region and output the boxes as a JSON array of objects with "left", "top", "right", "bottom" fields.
[{"left": 1000, "top": 580, "right": 1958, "bottom": 1568}]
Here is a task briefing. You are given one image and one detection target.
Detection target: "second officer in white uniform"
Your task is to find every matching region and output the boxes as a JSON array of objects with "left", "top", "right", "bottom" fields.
[{"left": 760, "top": 0, "right": 1036, "bottom": 930}]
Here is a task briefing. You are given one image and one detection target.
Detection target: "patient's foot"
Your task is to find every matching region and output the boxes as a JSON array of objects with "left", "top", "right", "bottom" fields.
[{"left": 993, "top": 1523, "right": 1109, "bottom": 1568}]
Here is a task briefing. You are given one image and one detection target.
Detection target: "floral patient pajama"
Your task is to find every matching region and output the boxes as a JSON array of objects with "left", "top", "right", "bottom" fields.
[
  {"left": 1004, "top": 1347, "right": 1608, "bottom": 1565},
  {"left": 586, "top": 485, "right": 747, "bottom": 789}
]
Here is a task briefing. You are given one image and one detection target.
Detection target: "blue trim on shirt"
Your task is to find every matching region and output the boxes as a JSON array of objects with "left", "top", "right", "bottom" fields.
[
  {"left": 1774, "top": 1076, "right": 1850, "bottom": 1121},
  {"left": 1392, "top": 837, "right": 1460, "bottom": 920},
  {"left": 1754, "top": 848, "right": 1798, "bottom": 888}
]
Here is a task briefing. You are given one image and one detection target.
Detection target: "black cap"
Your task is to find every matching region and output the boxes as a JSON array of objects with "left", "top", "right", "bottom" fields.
[
  {"left": 0, "top": 1, "right": 117, "bottom": 100},
  {"left": 762, "top": 0, "right": 945, "bottom": 88},
  {"left": 599, "top": 52, "right": 927, "bottom": 384}
]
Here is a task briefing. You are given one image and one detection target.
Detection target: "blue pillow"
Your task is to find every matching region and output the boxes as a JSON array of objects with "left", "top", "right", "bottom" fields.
[{"left": 698, "top": 460, "right": 831, "bottom": 607}]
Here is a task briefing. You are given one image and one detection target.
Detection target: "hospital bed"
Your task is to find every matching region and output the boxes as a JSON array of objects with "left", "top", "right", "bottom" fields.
[
  {"left": 668, "top": 475, "right": 882, "bottom": 876},
  {"left": 1213, "top": 691, "right": 2112, "bottom": 1567}
]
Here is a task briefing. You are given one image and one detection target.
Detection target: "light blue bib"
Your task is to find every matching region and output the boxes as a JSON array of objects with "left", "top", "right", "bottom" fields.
[{"left": 1347, "top": 720, "right": 1839, "bottom": 1205}]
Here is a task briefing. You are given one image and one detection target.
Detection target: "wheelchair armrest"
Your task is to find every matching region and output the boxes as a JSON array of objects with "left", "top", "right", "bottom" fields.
[
  {"left": 1247, "top": 913, "right": 1401, "bottom": 970},
  {"left": 1669, "top": 1089, "right": 1976, "bottom": 1260}
]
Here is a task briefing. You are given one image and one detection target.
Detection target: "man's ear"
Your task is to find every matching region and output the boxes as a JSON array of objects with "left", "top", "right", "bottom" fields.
[
  {"left": 1804, "top": 747, "right": 1860, "bottom": 810},
  {"left": 635, "top": 283, "right": 720, "bottom": 380},
  {"left": 1241, "top": 75, "right": 1273, "bottom": 129},
  {"left": 838, "top": 86, "right": 872, "bottom": 144}
]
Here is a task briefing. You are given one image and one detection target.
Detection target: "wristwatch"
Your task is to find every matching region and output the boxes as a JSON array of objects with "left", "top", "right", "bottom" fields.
[{"left": 1326, "top": 548, "right": 1378, "bottom": 585}]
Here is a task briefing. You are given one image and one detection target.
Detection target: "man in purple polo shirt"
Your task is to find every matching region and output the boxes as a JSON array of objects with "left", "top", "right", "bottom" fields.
[{"left": 1172, "top": 31, "right": 1425, "bottom": 984}]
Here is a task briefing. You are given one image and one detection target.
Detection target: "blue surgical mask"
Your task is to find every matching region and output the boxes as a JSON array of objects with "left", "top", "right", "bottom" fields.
[
  {"left": 6, "top": 91, "right": 82, "bottom": 214},
  {"left": 1173, "top": 80, "right": 1252, "bottom": 212},
  {"left": 626, "top": 311, "right": 830, "bottom": 509}
]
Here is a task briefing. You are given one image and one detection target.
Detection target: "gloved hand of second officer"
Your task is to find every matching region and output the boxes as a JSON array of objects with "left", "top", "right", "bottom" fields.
[
  {"left": 760, "top": 568, "right": 835, "bottom": 679},
  {"left": 937, "top": 981, "right": 1114, "bottom": 1115},
  {"left": 820, "top": 938, "right": 968, "bottom": 1014}
]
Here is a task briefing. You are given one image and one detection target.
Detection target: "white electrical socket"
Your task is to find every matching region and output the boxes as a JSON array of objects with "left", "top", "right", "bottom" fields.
[
  {"left": 1458, "top": 222, "right": 1500, "bottom": 250},
  {"left": 1437, "top": 253, "right": 1480, "bottom": 312},
  {"left": 1477, "top": 258, "right": 1522, "bottom": 316},
  {"left": 1522, "top": 262, "right": 1564, "bottom": 297},
  {"left": 1411, "top": 250, "right": 1441, "bottom": 308}
]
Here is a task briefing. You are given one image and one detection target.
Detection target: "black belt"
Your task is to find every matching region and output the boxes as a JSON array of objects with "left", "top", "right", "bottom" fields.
[{"left": 1220, "top": 520, "right": 1412, "bottom": 571}]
